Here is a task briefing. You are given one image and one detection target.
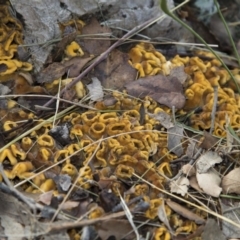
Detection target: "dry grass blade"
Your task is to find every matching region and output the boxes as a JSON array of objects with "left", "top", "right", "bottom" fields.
[
  {"left": 119, "top": 192, "right": 140, "bottom": 240},
  {"left": 210, "top": 86, "right": 218, "bottom": 134},
  {"left": 213, "top": 0, "right": 240, "bottom": 66}
]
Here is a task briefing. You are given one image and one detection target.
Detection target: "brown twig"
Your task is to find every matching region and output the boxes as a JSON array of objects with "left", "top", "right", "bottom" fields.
[{"left": 47, "top": 211, "right": 127, "bottom": 233}]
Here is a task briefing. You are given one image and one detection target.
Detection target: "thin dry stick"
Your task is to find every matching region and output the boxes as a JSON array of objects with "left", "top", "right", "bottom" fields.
[
  {"left": 0, "top": 94, "right": 96, "bottom": 110},
  {"left": 41, "top": 2, "right": 186, "bottom": 109},
  {"left": 210, "top": 86, "right": 218, "bottom": 134},
  {"left": 47, "top": 211, "right": 127, "bottom": 233},
  {"left": 119, "top": 191, "right": 140, "bottom": 240}
]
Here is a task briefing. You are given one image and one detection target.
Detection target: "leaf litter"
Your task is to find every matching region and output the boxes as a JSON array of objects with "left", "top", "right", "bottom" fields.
[
  {"left": 222, "top": 168, "right": 240, "bottom": 194},
  {"left": 1, "top": 1, "right": 240, "bottom": 239},
  {"left": 170, "top": 176, "right": 189, "bottom": 197}
]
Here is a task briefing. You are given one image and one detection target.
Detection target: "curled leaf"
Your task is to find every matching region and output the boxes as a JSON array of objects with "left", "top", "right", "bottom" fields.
[
  {"left": 196, "top": 169, "right": 222, "bottom": 197},
  {"left": 196, "top": 151, "right": 222, "bottom": 173},
  {"left": 170, "top": 176, "right": 189, "bottom": 196},
  {"left": 166, "top": 199, "right": 205, "bottom": 224}
]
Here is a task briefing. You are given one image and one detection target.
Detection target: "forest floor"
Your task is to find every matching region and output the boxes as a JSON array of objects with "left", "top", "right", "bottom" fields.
[{"left": 0, "top": 1, "right": 240, "bottom": 239}]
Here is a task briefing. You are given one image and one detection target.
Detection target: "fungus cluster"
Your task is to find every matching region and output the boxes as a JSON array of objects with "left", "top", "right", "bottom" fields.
[
  {"left": 128, "top": 42, "right": 173, "bottom": 77},
  {"left": 0, "top": 87, "right": 198, "bottom": 236},
  {"left": 1, "top": 28, "right": 225, "bottom": 237},
  {"left": 0, "top": 4, "right": 32, "bottom": 76},
  {"left": 175, "top": 53, "right": 240, "bottom": 137},
  {"left": 129, "top": 43, "right": 240, "bottom": 137}
]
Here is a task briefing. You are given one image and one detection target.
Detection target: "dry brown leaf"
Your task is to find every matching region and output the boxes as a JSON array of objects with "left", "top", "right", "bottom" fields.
[
  {"left": 14, "top": 74, "right": 46, "bottom": 95},
  {"left": 222, "top": 168, "right": 240, "bottom": 194},
  {"left": 92, "top": 49, "right": 137, "bottom": 89},
  {"left": 201, "top": 219, "right": 227, "bottom": 240},
  {"left": 62, "top": 88, "right": 77, "bottom": 104},
  {"left": 196, "top": 151, "right": 222, "bottom": 173},
  {"left": 36, "top": 62, "right": 67, "bottom": 83},
  {"left": 69, "top": 199, "right": 91, "bottom": 218},
  {"left": 189, "top": 175, "right": 204, "bottom": 193},
  {"left": 38, "top": 191, "right": 54, "bottom": 205},
  {"left": 0, "top": 188, "right": 34, "bottom": 226},
  {"left": 166, "top": 199, "right": 205, "bottom": 224},
  {"left": 196, "top": 169, "right": 222, "bottom": 197},
  {"left": 199, "top": 131, "right": 219, "bottom": 150},
  {"left": 182, "top": 164, "right": 196, "bottom": 177},
  {"left": 170, "top": 176, "right": 189, "bottom": 196},
  {"left": 80, "top": 18, "right": 111, "bottom": 56},
  {"left": 63, "top": 56, "right": 93, "bottom": 78},
  {"left": 169, "top": 66, "right": 188, "bottom": 84},
  {"left": 125, "top": 75, "right": 186, "bottom": 109},
  {"left": 168, "top": 126, "right": 184, "bottom": 157},
  {"left": 98, "top": 178, "right": 116, "bottom": 190},
  {"left": 95, "top": 219, "right": 134, "bottom": 240}
]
